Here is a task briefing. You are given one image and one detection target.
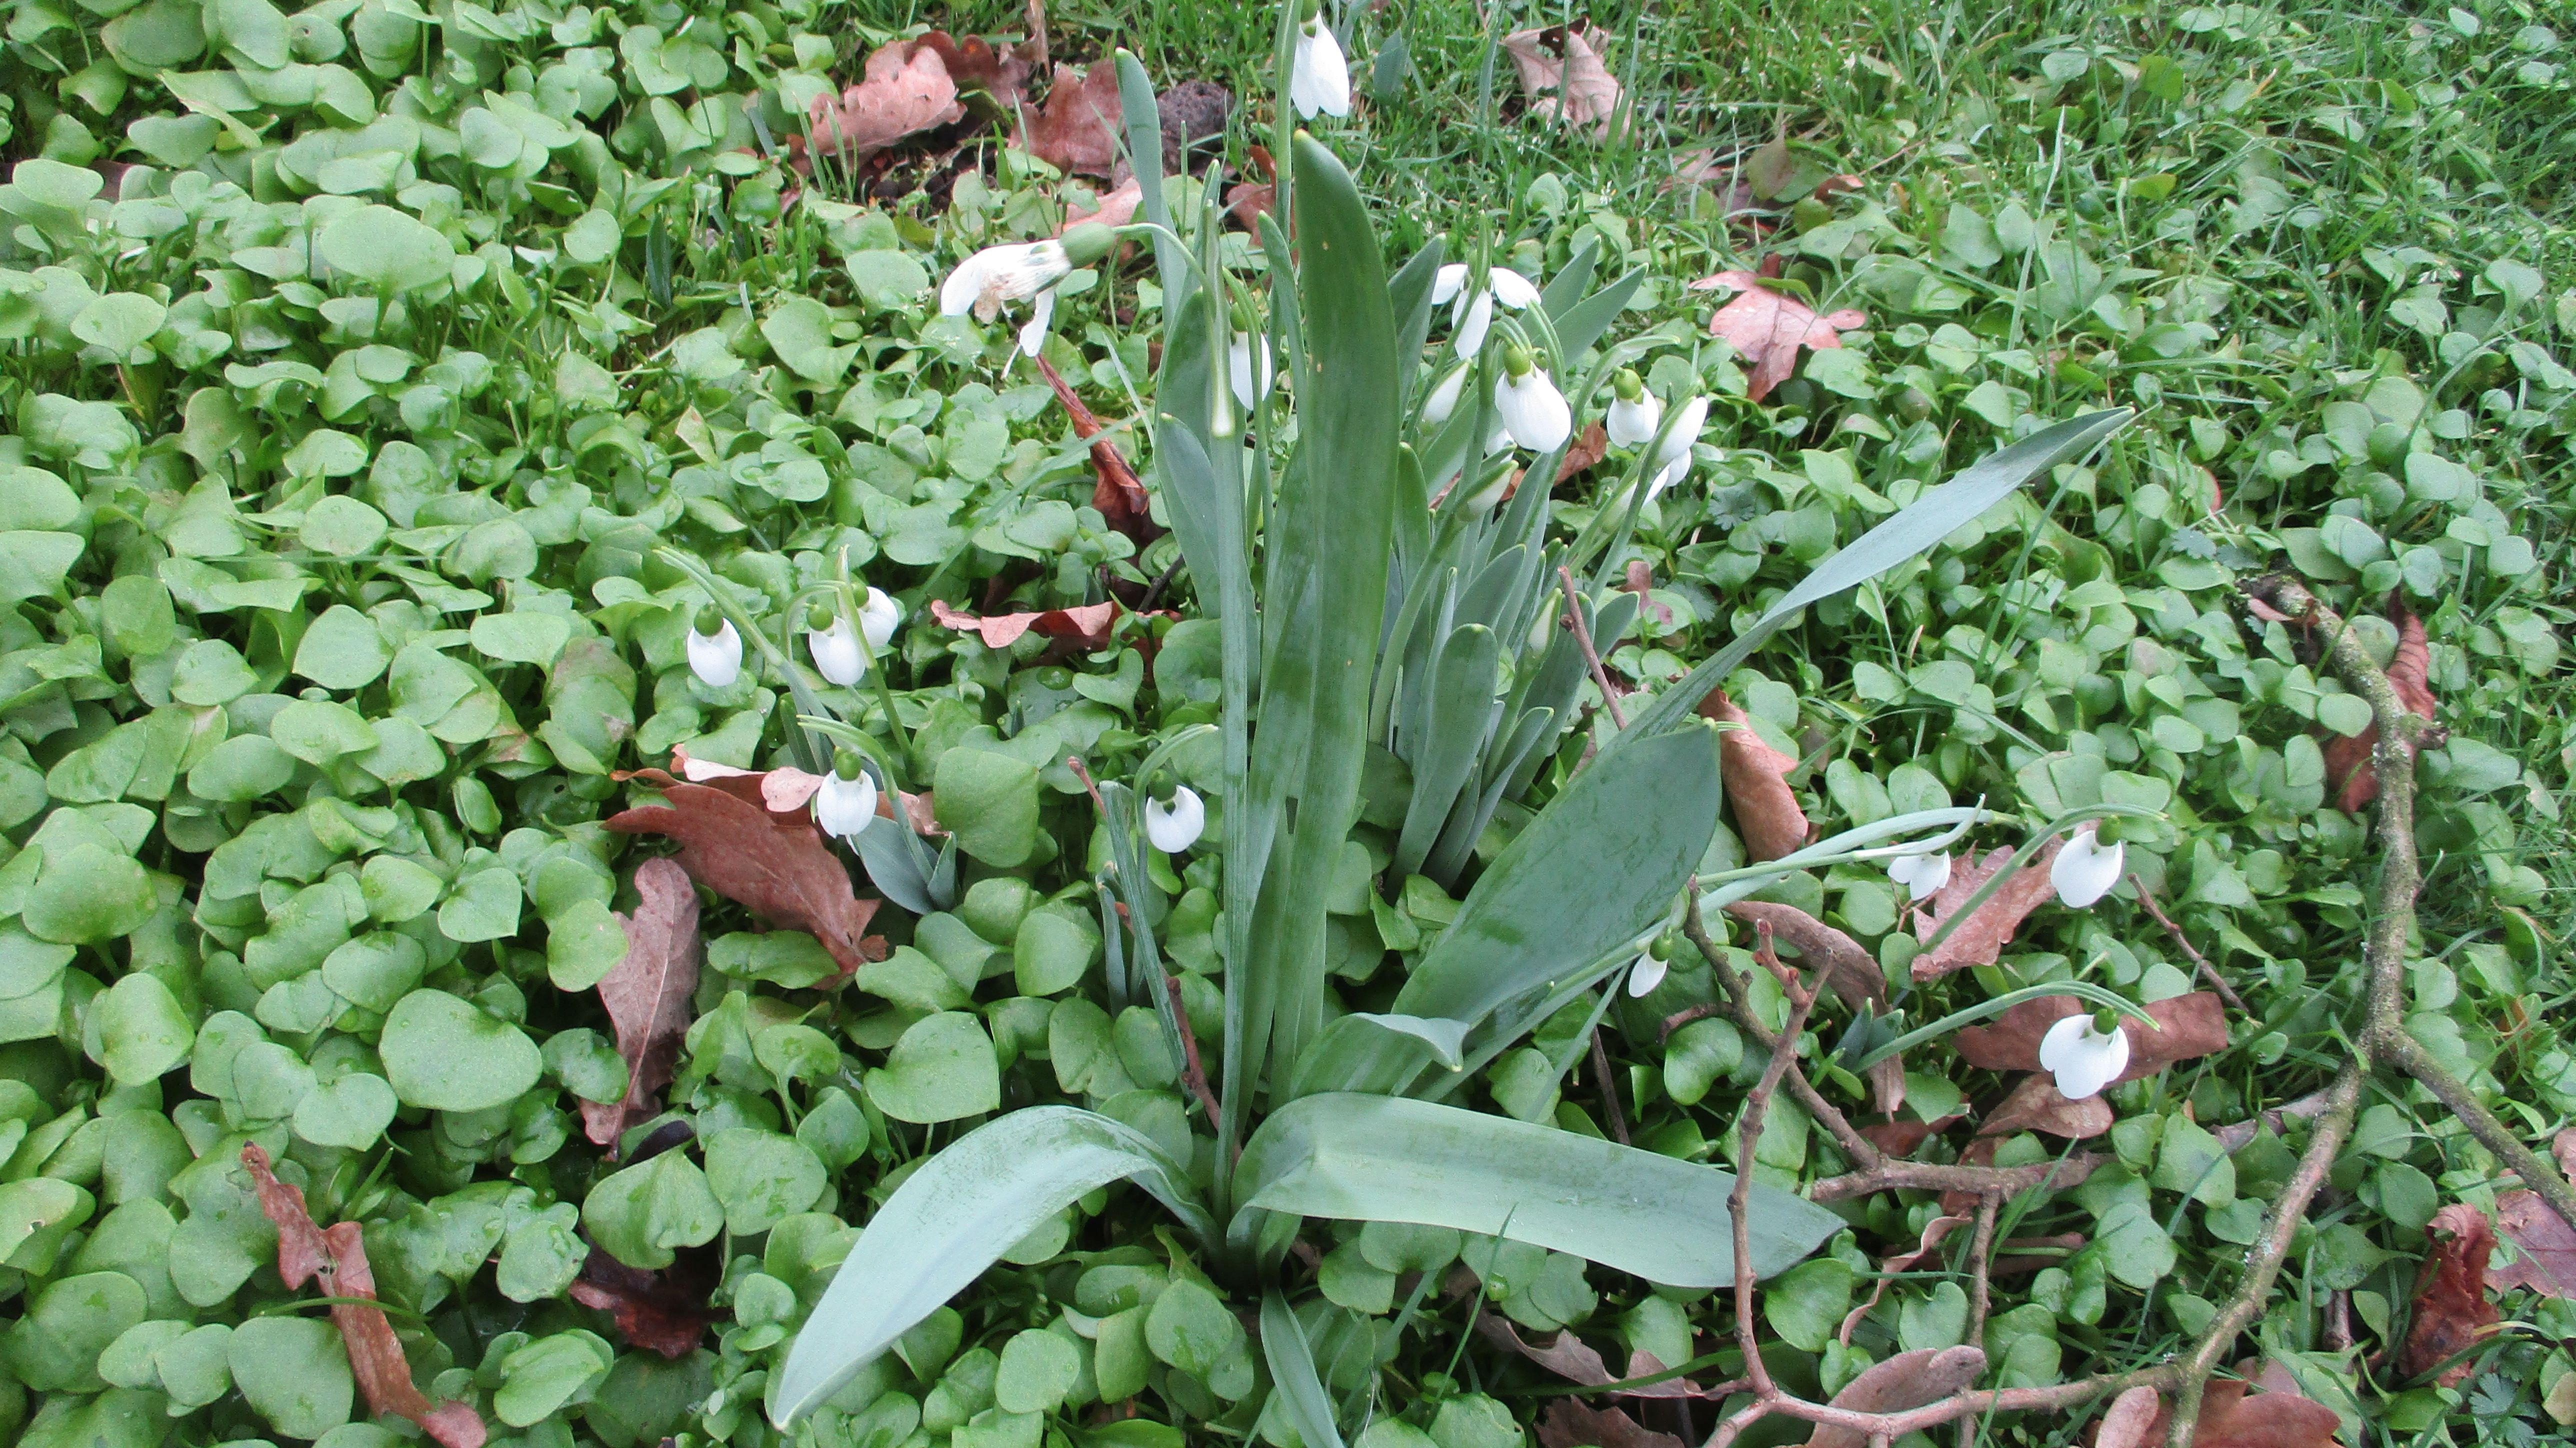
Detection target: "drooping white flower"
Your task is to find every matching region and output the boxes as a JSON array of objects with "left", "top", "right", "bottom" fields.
[
  {"left": 2038, "top": 1012, "right": 2131, "bottom": 1100},
  {"left": 859, "top": 586, "right": 902, "bottom": 652},
  {"left": 1626, "top": 952, "right": 1668, "bottom": 998},
  {"left": 814, "top": 762, "right": 879, "bottom": 840},
  {"left": 686, "top": 610, "right": 742, "bottom": 688},
  {"left": 808, "top": 611, "right": 866, "bottom": 686},
  {"left": 1605, "top": 370, "right": 1660, "bottom": 447},
  {"left": 1493, "top": 348, "right": 1572, "bottom": 452},
  {"left": 2052, "top": 824, "right": 2125, "bottom": 908},
  {"left": 1422, "top": 362, "right": 1470, "bottom": 425},
  {"left": 1431, "top": 264, "right": 1540, "bottom": 357},
  {"left": 1290, "top": 15, "right": 1352, "bottom": 119},
  {"left": 1644, "top": 395, "right": 1710, "bottom": 499},
  {"left": 1887, "top": 850, "right": 1952, "bottom": 902},
  {"left": 1144, "top": 786, "right": 1206, "bottom": 853},
  {"left": 938, "top": 224, "right": 1112, "bottom": 356},
  {"left": 1230, "top": 332, "right": 1275, "bottom": 410},
  {"left": 1016, "top": 291, "right": 1056, "bottom": 358}
]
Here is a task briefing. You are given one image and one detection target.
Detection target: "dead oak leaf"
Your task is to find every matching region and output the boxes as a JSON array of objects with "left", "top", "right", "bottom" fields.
[
  {"left": 1953, "top": 992, "right": 2229, "bottom": 1085},
  {"left": 929, "top": 597, "right": 1120, "bottom": 651},
  {"left": 2397, "top": 1203, "right": 2500, "bottom": 1384},
  {"left": 1022, "top": 62, "right": 1122, "bottom": 178},
  {"left": 568, "top": 1242, "right": 723, "bottom": 1358},
  {"left": 2093, "top": 1379, "right": 2345, "bottom": 1448},
  {"left": 1909, "top": 840, "right": 2066, "bottom": 980},
  {"left": 1536, "top": 1400, "right": 1682, "bottom": 1448},
  {"left": 914, "top": 30, "right": 1032, "bottom": 112},
  {"left": 1061, "top": 177, "right": 1143, "bottom": 233},
  {"left": 1979, "top": 1074, "right": 2114, "bottom": 1140},
  {"left": 1802, "top": 1347, "right": 1986, "bottom": 1448},
  {"left": 242, "top": 1146, "right": 488, "bottom": 1448},
  {"left": 2492, "top": 1188, "right": 2576, "bottom": 1298},
  {"left": 580, "top": 858, "right": 702, "bottom": 1152},
  {"left": 1502, "top": 22, "right": 1624, "bottom": 143},
  {"left": 809, "top": 42, "right": 966, "bottom": 160},
  {"left": 1475, "top": 1318, "right": 1720, "bottom": 1399},
  {"left": 605, "top": 779, "right": 885, "bottom": 980},
  {"left": 1696, "top": 690, "right": 1809, "bottom": 861},
  {"left": 1690, "top": 270, "right": 1868, "bottom": 402},
  {"left": 2323, "top": 596, "right": 2436, "bottom": 814},
  {"left": 1033, "top": 354, "right": 1156, "bottom": 543},
  {"left": 1554, "top": 420, "right": 1610, "bottom": 486}
]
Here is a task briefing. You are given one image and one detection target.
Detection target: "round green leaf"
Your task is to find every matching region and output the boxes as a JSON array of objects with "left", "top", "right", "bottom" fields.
[
  {"left": 228, "top": 1315, "right": 355, "bottom": 1439},
  {"left": 437, "top": 866, "right": 524, "bottom": 944},
  {"left": 470, "top": 610, "right": 573, "bottom": 666},
  {"left": 932, "top": 750, "right": 1042, "bottom": 868},
  {"left": 995, "top": 1328, "right": 1082, "bottom": 1415},
  {"left": 864, "top": 1011, "right": 1002, "bottom": 1124},
  {"left": 293, "top": 1072, "right": 398, "bottom": 1149},
  {"left": 318, "top": 204, "right": 458, "bottom": 294},
  {"left": 378, "top": 988, "right": 542, "bottom": 1111},
  {"left": 4, "top": 1270, "right": 144, "bottom": 1392},
  {"left": 494, "top": 1330, "right": 614, "bottom": 1426},
  {"left": 702, "top": 1128, "right": 827, "bottom": 1236},
  {"left": 581, "top": 1151, "right": 724, "bottom": 1270},
  {"left": 24, "top": 844, "right": 160, "bottom": 944},
  {"left": 300, "top": 496, "right": 389, "bottom": 558},
  {"left": 87, "top": 973, "right": 194, "bottom": 1086},
  {"left": 294, "top": 606, "right": 394, "bottom": 691},
  {"left": 186, "top": 735, "right": 297, "bottom": 802}
]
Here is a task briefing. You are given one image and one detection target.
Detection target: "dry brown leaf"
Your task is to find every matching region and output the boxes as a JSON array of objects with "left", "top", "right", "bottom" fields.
[
  {"left": 914, "top": 30, "right": 1032, "bottom": 111},
  {"left": 928, "top": 598, "right": 1120, "bottom": 652},
  {"left": 1690, "top": 271, "right": 1868, "bottom": 402},
  {"left": 2092, "top": 1384, "right": 2164, "bottom": 1448},
  {"left": 1537, "top": 1400, "right": 1682, "bottom": 1448},
  {"left": 568, "top": 1242, "right": 722, "bottom": 1359},
  {"left": 242, "top": 1146, "right": 488, "bottom": 1448},
  {"left": 2091, "top": 1380, "right": 2344, "bottom": 1448},
  {"left": 2496, "top": 1188, "right": 2576, "bottom": 1298},
  {"left": 1802, "top": 1346, "right": 1986, "bottom": 1448},
  {"left": 1060, "top": 177, "right": 1143, "bottom": 233},
  {"left": 1979, "top": 1074, "right": 2114, "bottom": 1140},
  {"left": 1554, "top": 420, "right": 1610, "bottom": 486},
  {"left": 808, "top": 42, "right": 966, "bottom": 160},
  {"left": 1952, "top": 992, "right": 2230, "bottom": 1085},
  {"left": 605, "top": 780, "right": 885, "bottom": 980},
  {"left": 580, "top": 858, "right": 703, "bottom": 1151},
  {"left": 1836, "top": 1216, "right": 1971, "bottom": 1346},
  {"left": 1502, "top": 22, "right": 1624, "bottom": 143},
  {"left": 2323, "top": 596, "right": 2436, "bottom": 814},
  {"left": 1908, "top": 839, "right": 2065, "bottom": 980},
  {"left": 1022, "top": 62, "right": 1123, "bottom": 178},
  {"left": 1475, "top": 1318, "right": 1720, "bottom": 1399},
  {"left": 1858, "top": 1114, "right": 1954, "bottom": 1157},
  {"left": 1696, "top": 690, "right": 1808, "bottom": 860},
  {"left": 1033, "top": 354, "right": 1156, "bottom": 543},
  {"left": 2556, "top": 1126, "right": 2576, "bottom": 1180},
  {"left": 2398, "top": 1203, "right": 2500, "bottom": 1384}
]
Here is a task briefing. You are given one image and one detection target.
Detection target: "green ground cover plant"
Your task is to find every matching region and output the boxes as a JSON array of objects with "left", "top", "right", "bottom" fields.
[{"left": 0, "top": 0, "right": 2573, "bottom": 1446}]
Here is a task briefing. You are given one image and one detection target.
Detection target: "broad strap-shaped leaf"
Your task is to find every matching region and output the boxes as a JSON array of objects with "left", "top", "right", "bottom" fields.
[
  {"left": 1233, "top": 1094, "right": 1844, "bottom": 1288},
  {"left": 1286, "top": 1012, "right": 1473, "bottom": 1100},
  {"left": 1260, "top": 1290, "right": 1348, "bottom": 1448},
  {"left": 770, "top": 1108, "right": 1216, "bottom": 1425},
  {"left": 1612, "top": 408, "right": 2133, "bottom": 752}
]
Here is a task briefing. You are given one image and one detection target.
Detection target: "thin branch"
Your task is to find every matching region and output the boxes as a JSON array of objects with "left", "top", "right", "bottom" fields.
[
  {"left": 1589, "top": 1030, "right": 1632, "bottom": 1146},
  {"left": 1560, "top": 564, "right": 1628, "bottom": 730},
  {"left": 1964, "top": 1194, "right": 2000, "bottom": 1348},
  {"left": 2126, "top": 870, "right": 2246, "bottom": 1012},
  {"left": 1728, "top": 960, "right": 1826, "bottom": 1402},
  {"left": 1162, "top": 972, "right": 1224, "bottom": 1132}
]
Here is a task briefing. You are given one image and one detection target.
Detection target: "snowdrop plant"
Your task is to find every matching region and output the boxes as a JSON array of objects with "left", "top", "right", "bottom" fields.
[
  {"left": 2040, "top": 1010, "right": 2132, "bottom": 1100},
  {"left": 2053, "top": 822, "right": 2126, "bottom": 907},
  {"left": 1144, "top": 786, "right": 1208, "bottom": 852},
  {"left": 938, "top": 223, "right": 1118, "bottom": 356},
  {"left": 1288, "top": 7, "right": 1352, "bottom": 119},
  {"left": 686, "top": 606, "right": 742, "bottom": 688},
  {"left": 812, "top": 751, "right": 878, "bottom": 840},
  {"left": 1888, "top": 848, "right": 1952, "bottom": 901}
]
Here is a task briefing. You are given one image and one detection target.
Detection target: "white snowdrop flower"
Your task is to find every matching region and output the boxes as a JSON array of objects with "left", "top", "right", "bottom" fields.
[
  {"left": 1626, "top": 952, "right": 1668, "bottom": 998},
  {"left": 806, "top": 606, "right": 866, "bottom": 686},
  {"left": 1230, "top": 332, "right": 1275, "bottom": 410},
  {"left": 1290, "top": 14, "right": 1352, "bottom": 119},
  {"left": 859, "top": 586, "right": 902, "bottom": 652},
  {"left": 1422, "top": 362, "right": 1470, "bottom": 425},
  {"left": 1605, "top": 370, "right": 1661, "bottom": 447},
  {"left": 1886, "top": 850, "right": 1952, "bottom": 902},
  {"left": 938, "top": 224, "right": 1112, "bottom": 351},
  {"left": 2052, "top": 824, "right": 2126, "bottom": 908},
  {"left": 1144, "top": 786, "right": 1206, "bottom": 853},
  {"left": 1016, "top": 291, "right": 1056, "bottom": 358},
  {"left": 814, "top": 758, "right": 879, "bottom": 840},
  {"left": 1432, "top": 264, "right": 1540, "bottom": 356},
  {"left": 1454, "top": 288, "right": 1496, "bottom": 357},
  {"left": 2038, "top": 1011, "right": 2131, "bottom": 1100},
  {"left": 1644, "top": 396, "right": 1710, "bottom": 500},
  {"left": 1492, "top": 348, "right": 1572, "bottom": 452},
  {"left": 686, "top": 608, "right": 742, "bottom": 688}
]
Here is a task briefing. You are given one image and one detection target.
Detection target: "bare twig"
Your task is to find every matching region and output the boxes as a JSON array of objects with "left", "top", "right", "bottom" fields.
[
  {"left": 1729, "top": 951, "right": 1824, "bottom": 1401},
  {"left": 1588, "top": 1030, "right": 1632, "bottom": 1145},
  {"left": 1162, "top": 973, "right": 1223, "bottom": 1132},
  {"left": 1964, "top": 1194, "right": 2000, "bottom": 1347},
  {"left": 1560, "top": 565, "right": 1628, "bottom": 730},
  {"left": 2126, "top": 870, "right": 2247, "bottom": 1012}
]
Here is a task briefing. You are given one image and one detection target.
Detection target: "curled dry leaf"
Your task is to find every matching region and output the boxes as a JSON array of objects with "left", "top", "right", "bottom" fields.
[
  {"left": 1690, "top": 271, "right": 1868, "bottom": 402},
  {"left": 1952, "top": 992, "right": 2230, "bottom": 1084},
  {"left": 242, "top": 1145, "right": 489, "bottom": 1448},
  {"left": 1502, "top": 22, "right": 1624, "bottom": 143},
  {"left": 1696, "top": 690, "right": 1809, "bottom": 861},
  {"left": 2090, "top": 1380, "right": 2344, "bottom": 1448},
  {"left": 1800, "top": 1346, "right": 1987, "bottom": 1448},
  {"left": 1033, "top": 354, "right": 1156, "bottom": 543},
  {"left": 1536, "top": 1400, "right": 1682, "bottom": 1448},
  {"left": 568, "top": 1242, "right": 723, "bottom": 1358},
  {"left": 1553, "top": 420, "right": 1610, "bottom": 486},
  {"left": 2323, "top": 596, "right": 2436, "bottom": 814},
  {"left": 2494, "top": 1188, "right": 2576, "bottom": 1298},
  {"left": 1837, "top": 1214, "right": 1971, "bottom": 1346},
  {"left": 929, "top": 597, "right": 1121, "bottom": 651},
  {"left": 912, "top": 30, "right": 1032, "bottom": 112},
  {"left": 1060, "top": 176, "right": 1143, "bottom": 234},
  {"left": 1475, "top": 1317, "right": 1720, "bottom": 1399},
  {"left": 1908, "top": 838, "right": 2065, "bottom": 980},
  {"left": 2092, "top": 1384, "right": 2164, "bottom": 1448},
  {"left": 2396, "top": 1202, "right": 2500, "bottom": 1384},
  {"left": 1979, "top": 1074, "right": 2114, "bottom": 1140},
  {"left": 580, "top": 857, "right": 703, "bottom": 1150},
  {"left": 606, "top": 776, "right": 885, "bottom": 978},
  {"left": 1022, "top": 62, "right": 1123, "bottom": 178},
  {"left": 808, "top": 42, "right": 966, "bottom": 159},
  {"left": 1858, "top": 1114, "right": 1955, "bottom": 1158}
]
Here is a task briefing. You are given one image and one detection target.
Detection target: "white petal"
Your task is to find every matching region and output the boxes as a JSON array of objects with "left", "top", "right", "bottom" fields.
[
  {"left": 1144, "top": 787, "right": 1206, "bottom": 852},
  {"left": 808, "top": 619, "right": 866, "bottom": 686},
  {"left": 1454, "top": 289, "right": 1494, "bottom": 357},
  {"left": 2038, "top": 1016, "right": 2130, "bottom": 1101},
  {"left": 1494, "top": 370, "right": 1572, "bottom": 452},
  {"left": 2050, "top": 826, "right": 2126, "bottom": 908},
  {"left": 1658, "top": 396, "right": 1710, "bottom": 468},
  {"left": 1644, "top": 454, "right": 1687, "bottom": 500},
  {"left": 937, "top": 254, "right": 990, "bottom": 316},
  {"left": 686, "top": 620, "right": 742, "bottom": 688},
  {"left": 1422, "top": 364, "right": 1468, "bottom": 425},
  {"left": 1626, "top": 954, "right": 1668, "bottom": 998},
  {"left": 814, "top": 771, "right": 879, "bottom": 840},
  {"left": 1290, "top": 19, "right": 1350, "bottom": 118},
  {"left": 1430, "top": 264, "right": 1468, "bottom": 306},
  {"left": 1016, "top": 290, "right": 1054, "bottom": 357},
  {"left": 1487, "top": 268, "right": 1542, "bottom": 310},
  {"left": 1887, "top": 850, "right": 1951, "bottom": 901},
  {"left": 1230, "top": 333, "right": 1274, "bottom": 410},
  {"left": 860, "top": 587, "right": 902, "bottom": 651},
  {"left": 1605, "top": 393, "right": 1661, "bottom": 447}
]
